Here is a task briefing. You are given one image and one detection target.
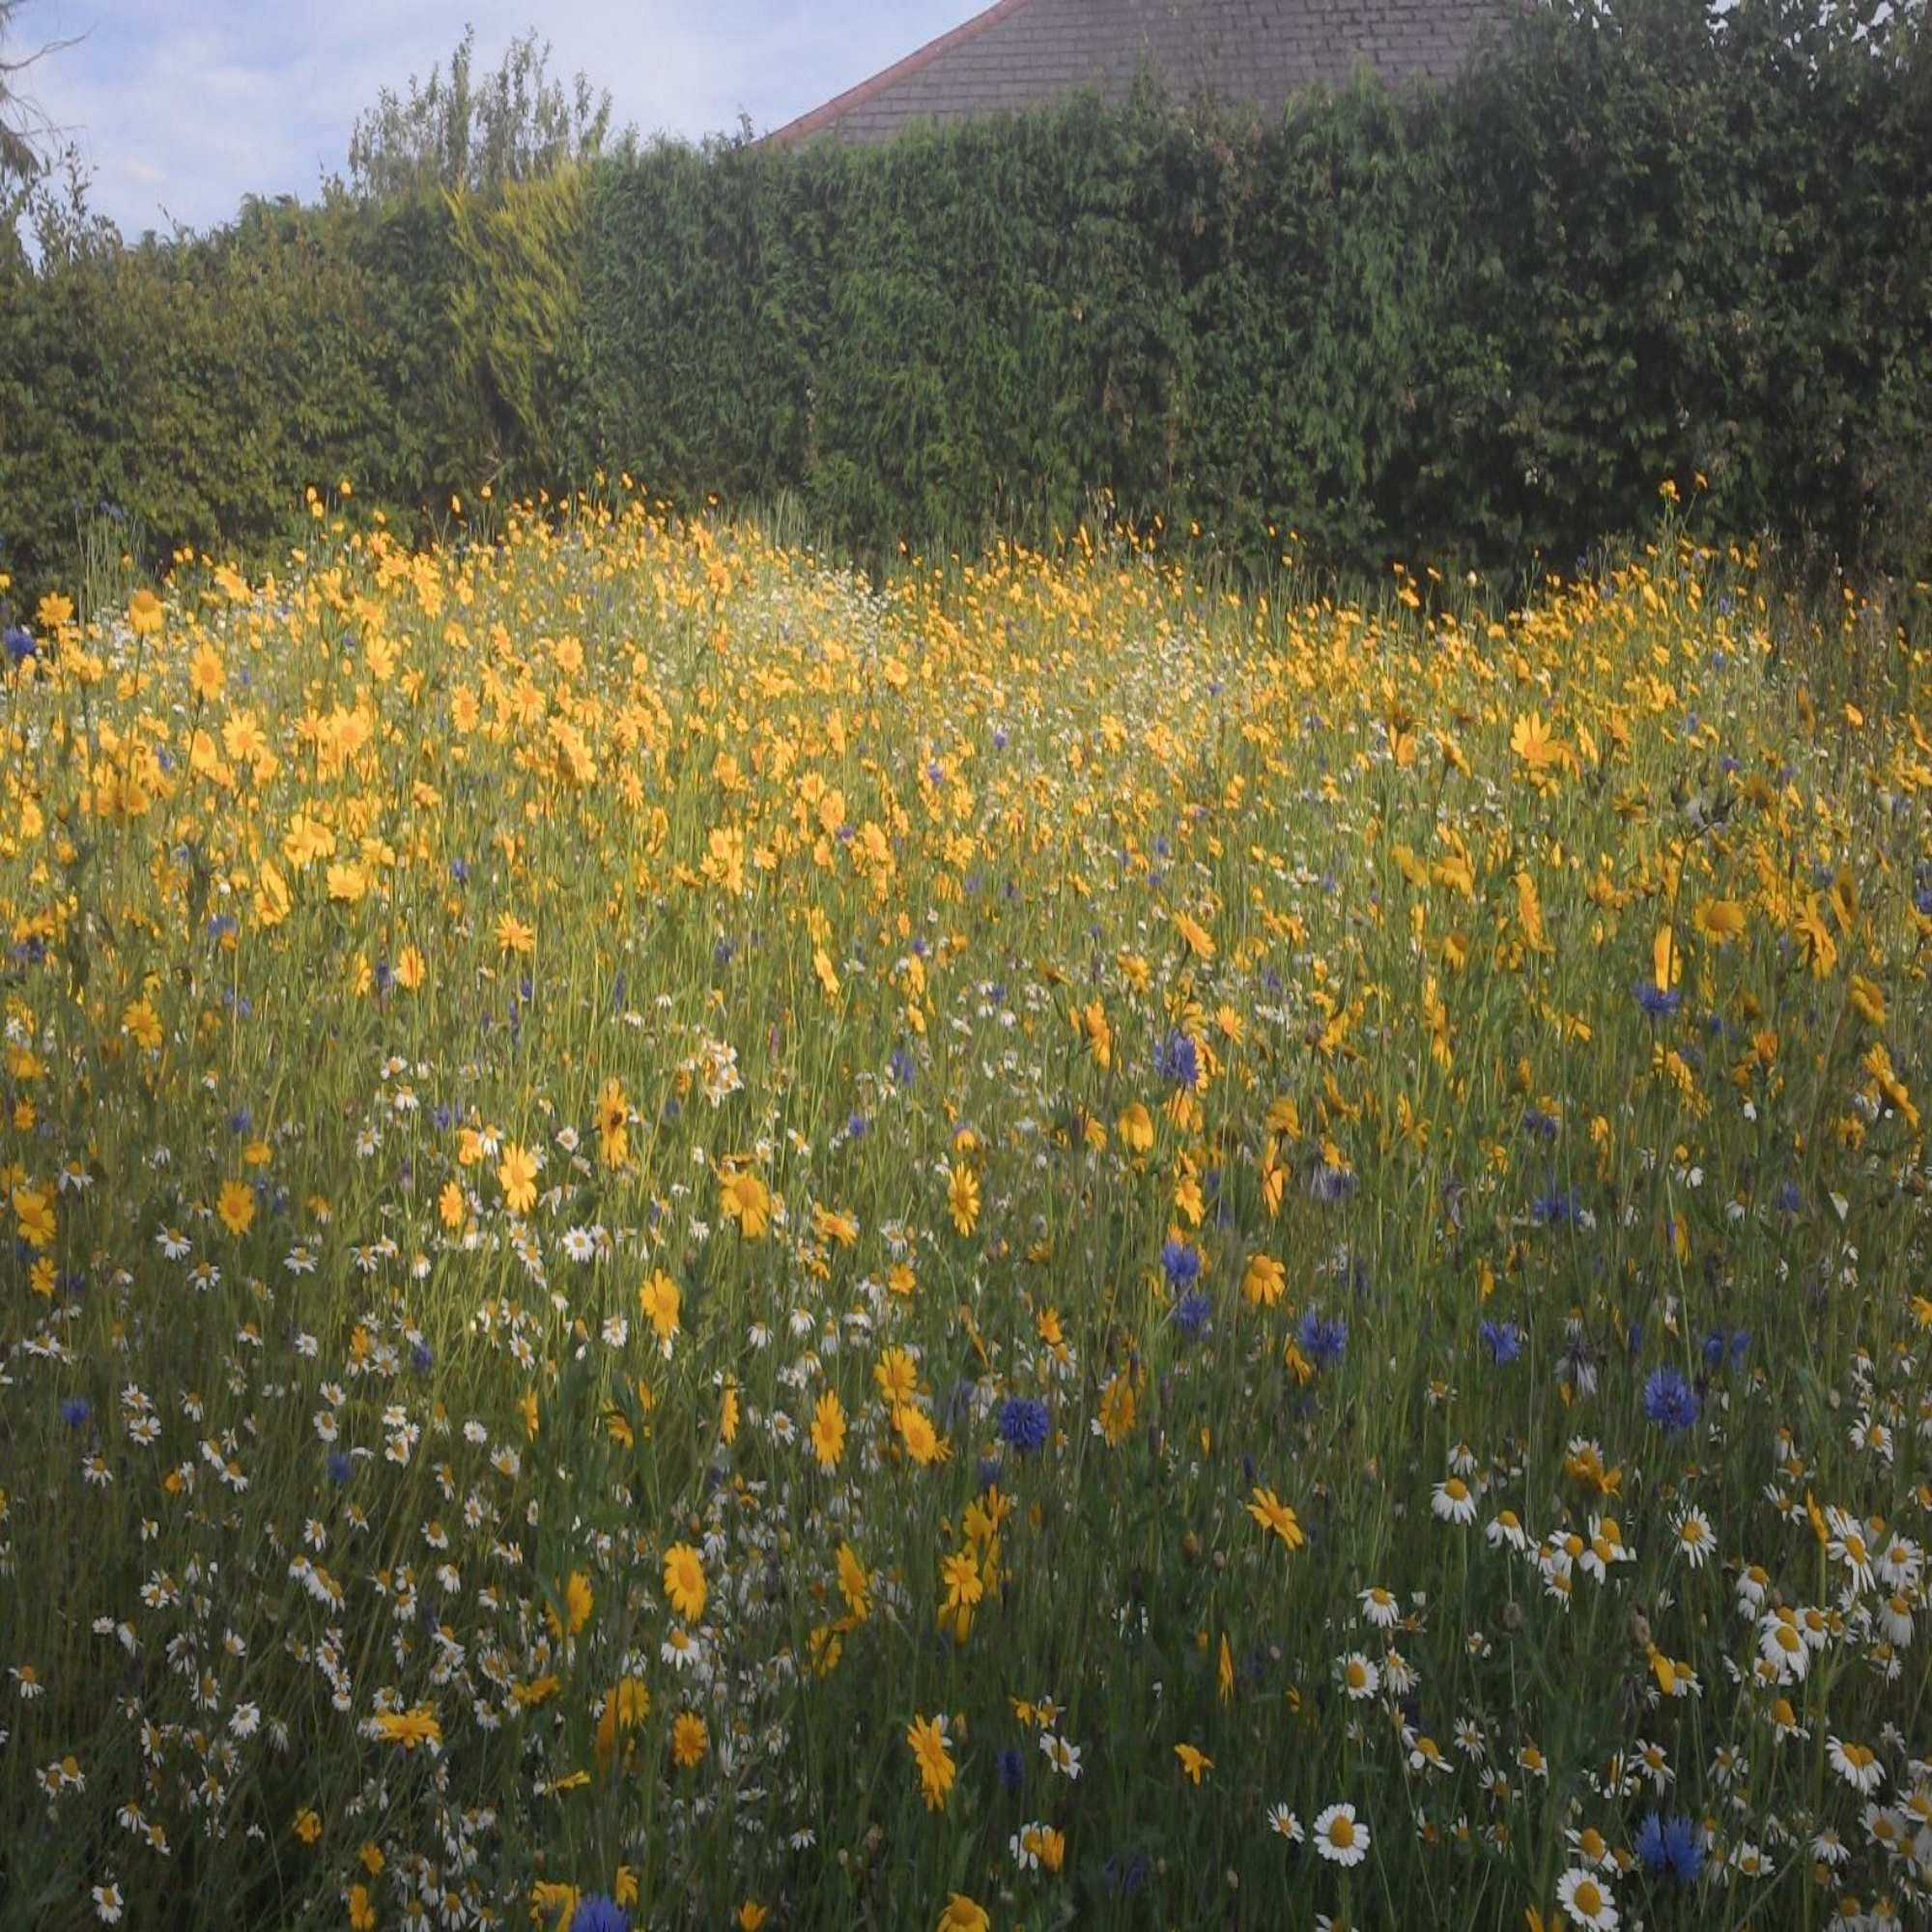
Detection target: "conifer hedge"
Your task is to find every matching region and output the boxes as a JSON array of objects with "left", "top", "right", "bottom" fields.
[{"left": 2, "top": 0, "right": 1927, "bottom": 597}]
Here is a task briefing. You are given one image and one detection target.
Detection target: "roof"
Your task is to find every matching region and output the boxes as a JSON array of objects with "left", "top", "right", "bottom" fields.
[{"left": 764, "top": 0, "right": 1513, "bottom": 146}]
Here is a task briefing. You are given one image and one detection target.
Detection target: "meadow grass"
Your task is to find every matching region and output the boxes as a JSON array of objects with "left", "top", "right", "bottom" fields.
[{"left": 1, "top": 493, "right": 1929, "bottom": 1931}]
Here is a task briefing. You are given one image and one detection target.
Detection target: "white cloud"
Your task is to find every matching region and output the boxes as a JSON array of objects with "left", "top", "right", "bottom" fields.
[{"left": 12, "top": 0, "right": 974, "bottom": 236}]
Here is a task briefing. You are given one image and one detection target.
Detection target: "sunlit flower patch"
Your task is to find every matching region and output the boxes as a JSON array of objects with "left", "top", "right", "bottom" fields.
[{"left": 1, "top": 494, "right": 1929, "bottom": 1926}]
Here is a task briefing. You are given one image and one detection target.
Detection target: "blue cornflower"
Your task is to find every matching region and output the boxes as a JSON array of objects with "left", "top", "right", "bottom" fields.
[
  {"left": 1643, "top": 1366, "right": 1700, "bottom": 1435},
  {"left": 1296, "top": 1308, "right": 1348, "bottom": 1370},
  {"left": 1161, "top": 1238, "right": 1200, "bottom": 1289},
  {"left": 1172, "top": 1289, "right": 1211, "bottom": 1341},
  {"left": 60, "top": 1396, "right": 91, "bottom": 1429},
  {"left": 1702, "top": 1328, "right": 1750, "bottom": 1374},
  {"left": 997, "top": 1397, "right": 1051, "bottom": 1455},
  {"left": 1634, "top": 980, "right": 1682, "bottom": 1020},
  {"left": 991, "top": 728, "right": 1009, "bottom": 751},
  {"left": 1308, "top": 1159, "right": 1356, "bottom": 1206},
  {"left": 327, "top": 1450, "right": 354, "bottom": 1485},
  {"left": 1634, "top": 1810, "right": 1704, "bottom": 1883},
  {"left": 1775, "top": 1179, "right": 1803, "bottom": 1214},
  {"left": 1156, "top": 1030, "right": 1199, "bottom": 1090},
  {"left": 1531, "top": 1185, "right": 1578, "bottom": 1227},
  {"left": 569, "top": 1898, "right": 631, "bottom": 1932},
  {"left": 5, "top": 625, "right": 35, "bottom": 665},
  {"left": 411, "top": 1340, "right": 434, "bottom": 1373},
  {"left": 1479, "top": 1320, "right": 1522, "bottom": 1366},
  {"left": 996, "top": 1746, "right": 1026, "bottom": 1793}
]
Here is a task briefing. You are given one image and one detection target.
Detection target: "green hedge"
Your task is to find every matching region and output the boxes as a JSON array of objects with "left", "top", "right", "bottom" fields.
[
  {"left": 3, "top": 0, "right": 1929, "bottom": 599},
  {"left": 0, "top": 192, "right": 462, "bottom": 584}
]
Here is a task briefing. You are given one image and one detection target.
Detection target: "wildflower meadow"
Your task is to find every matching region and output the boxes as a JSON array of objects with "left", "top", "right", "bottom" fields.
[{"left": 1, "top": 493, "right": 1929, "bottom": 1931}]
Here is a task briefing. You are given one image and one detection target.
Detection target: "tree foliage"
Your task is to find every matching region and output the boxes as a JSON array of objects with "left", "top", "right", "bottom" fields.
[
  {"left": 343, "top": 22, "right": 631, "bottom": 201},
  {"left": 0, "top": 0, "right": 73, "bottom": 186},
  {"left": 2, "top": 0, "right": 1929, "bottom": 598}
]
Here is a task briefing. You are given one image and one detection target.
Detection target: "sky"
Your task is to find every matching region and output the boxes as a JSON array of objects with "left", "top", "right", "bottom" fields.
[{"left": 8, "top": 0, "right": 980, "bottom": 237}]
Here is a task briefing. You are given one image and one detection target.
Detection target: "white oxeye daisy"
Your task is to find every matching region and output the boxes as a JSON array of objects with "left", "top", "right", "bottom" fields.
[
  {"left": 1757, "top": 1611, "right": 1808, "bottom": 1681},
  {"left": 1672, "top": 1506, "right": 1714, "bottom": 1569},
  {"left": 1566, "top": 1824, "right": 1613, "bottom": 1870},
  {"left": 1266, "top": 1803, "right": 1303, "bottom": 1841},
  {"left": 1828, "top": 1735, "right": 1885, "bottom": 1795},
  {"left": 1811, "top": 1826, "right": 1850, "bottom": 1866},
  {"left": 1486, "top": 1508, "right": 1529, "bottom": 1553},
  {"left": 1875, "top": 1535, "right": 1921, "bottom": 1591},
  {"left": 1876, "top": 1593, "right": 1915, "bottom": 1647},
  {"left": 1556, "top": 1865, "right": 1618, "bottom": 1928},
  {"left": 1432, "top": 1475, "right": 1478, "bottom": 1524},
  {"left": 1312, "top": 1802, "right": 1369, "bottom": 1866},
  {"left": 1830, "top": 1524, "right": 1877, "bottom": 1593},
  {"left": 1863, "top": 1804, "right": 1907, "bottom": 1856},
  {"left": 1359, "top": 1585, "right": 1400, "bottom": 1628},
  {"left": 1337, "top": 1653, "right": 1380, "bottom": 1700}
]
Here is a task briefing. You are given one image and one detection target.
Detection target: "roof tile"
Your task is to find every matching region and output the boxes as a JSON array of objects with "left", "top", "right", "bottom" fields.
[{"left": 766, "top": 0, "right": 1515, "bottom": 145}]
